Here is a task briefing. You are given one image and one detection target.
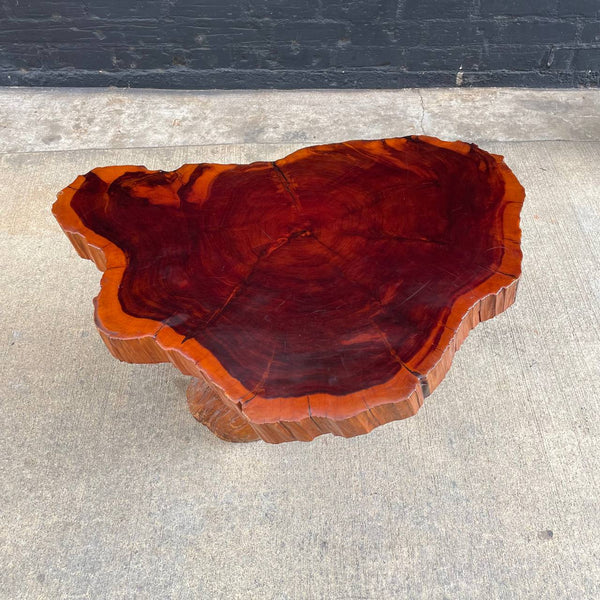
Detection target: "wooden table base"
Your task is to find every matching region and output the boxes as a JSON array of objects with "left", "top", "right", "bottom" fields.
[{"left": 186, "top": 378, "right": 259, "bottom": 443}]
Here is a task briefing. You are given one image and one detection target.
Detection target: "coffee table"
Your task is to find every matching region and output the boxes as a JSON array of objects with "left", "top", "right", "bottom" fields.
[{"left": 52, "top": 136, "right": 525, "bottom": 443}]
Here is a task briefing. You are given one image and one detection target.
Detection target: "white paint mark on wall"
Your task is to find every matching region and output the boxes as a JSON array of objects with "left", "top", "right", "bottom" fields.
[{"left": 456, "top": 65, "right": 464, "bottom": 86}]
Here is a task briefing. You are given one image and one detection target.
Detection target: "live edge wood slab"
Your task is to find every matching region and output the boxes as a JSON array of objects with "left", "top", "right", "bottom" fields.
[{"left": 52, "top": 136, "right": 525, "bottom": 444}]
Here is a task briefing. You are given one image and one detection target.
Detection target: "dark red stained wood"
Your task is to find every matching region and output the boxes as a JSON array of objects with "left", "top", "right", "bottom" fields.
[{"left": 52, "top": 136, "right": 525, "bottom": 443}]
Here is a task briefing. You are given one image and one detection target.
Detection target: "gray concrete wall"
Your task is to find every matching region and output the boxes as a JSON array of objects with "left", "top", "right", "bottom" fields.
[{"left": 1, "top": 1, "right": 599, "bottom": 88}]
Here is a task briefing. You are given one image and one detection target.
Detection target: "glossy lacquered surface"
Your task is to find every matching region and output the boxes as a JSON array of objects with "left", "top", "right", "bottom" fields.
[{"left": 53, "top": 136, "right": 525, "bottom": 443}]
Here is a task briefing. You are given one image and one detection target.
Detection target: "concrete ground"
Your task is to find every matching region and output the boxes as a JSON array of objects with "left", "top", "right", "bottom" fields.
[{"left": 1, "top": 88, "right": 599, "bottom": 600}]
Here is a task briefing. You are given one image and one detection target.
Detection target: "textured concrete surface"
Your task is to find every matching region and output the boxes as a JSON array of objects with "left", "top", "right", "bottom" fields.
[
  {"left": 1, "top": 90, "right": 600, "bottom": 599},
  {"left": 0, "top": 88, "right": 599, "bottom": 154}
]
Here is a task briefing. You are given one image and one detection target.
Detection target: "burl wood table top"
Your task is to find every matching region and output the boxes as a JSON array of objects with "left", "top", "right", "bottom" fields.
[{"left": 52, "top": 136, "right": 525, "bottom": 443}]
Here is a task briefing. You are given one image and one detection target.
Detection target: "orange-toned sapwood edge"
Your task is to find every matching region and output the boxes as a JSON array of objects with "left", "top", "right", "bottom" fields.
[{"left": 52, "top": 136, "right": 524, "bottom": 444}]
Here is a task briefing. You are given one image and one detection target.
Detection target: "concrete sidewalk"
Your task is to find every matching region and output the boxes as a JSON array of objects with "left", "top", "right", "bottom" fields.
[
  {"left": 0, "top": 87, "right": 598, "bottom": 154},
  {"left": 1, "top": 89, "right": 599, "bottom": 599}
]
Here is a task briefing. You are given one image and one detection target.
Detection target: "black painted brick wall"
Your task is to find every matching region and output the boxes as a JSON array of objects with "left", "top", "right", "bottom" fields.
[{"left": 0, "top": 0, "right": 598, "bottom": 88}]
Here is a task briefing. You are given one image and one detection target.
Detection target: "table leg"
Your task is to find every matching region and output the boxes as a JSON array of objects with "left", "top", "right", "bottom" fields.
[{"left": 186, "top": 377, "right": 259, "bottom": 442}]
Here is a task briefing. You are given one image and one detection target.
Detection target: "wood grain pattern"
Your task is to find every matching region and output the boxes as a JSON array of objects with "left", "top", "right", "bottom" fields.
[{"left": 52, "top": 136, "right": 525, "bottom": 443}]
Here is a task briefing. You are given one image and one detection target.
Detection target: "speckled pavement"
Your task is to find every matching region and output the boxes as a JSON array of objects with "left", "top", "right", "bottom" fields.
[{"left": 1, "top": 89, "right": 599, "bottom": 599}]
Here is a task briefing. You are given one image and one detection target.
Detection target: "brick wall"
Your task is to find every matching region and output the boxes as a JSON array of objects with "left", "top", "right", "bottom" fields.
[{"left": 1, "top": 0, "right": 598, "bottom": 88}]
